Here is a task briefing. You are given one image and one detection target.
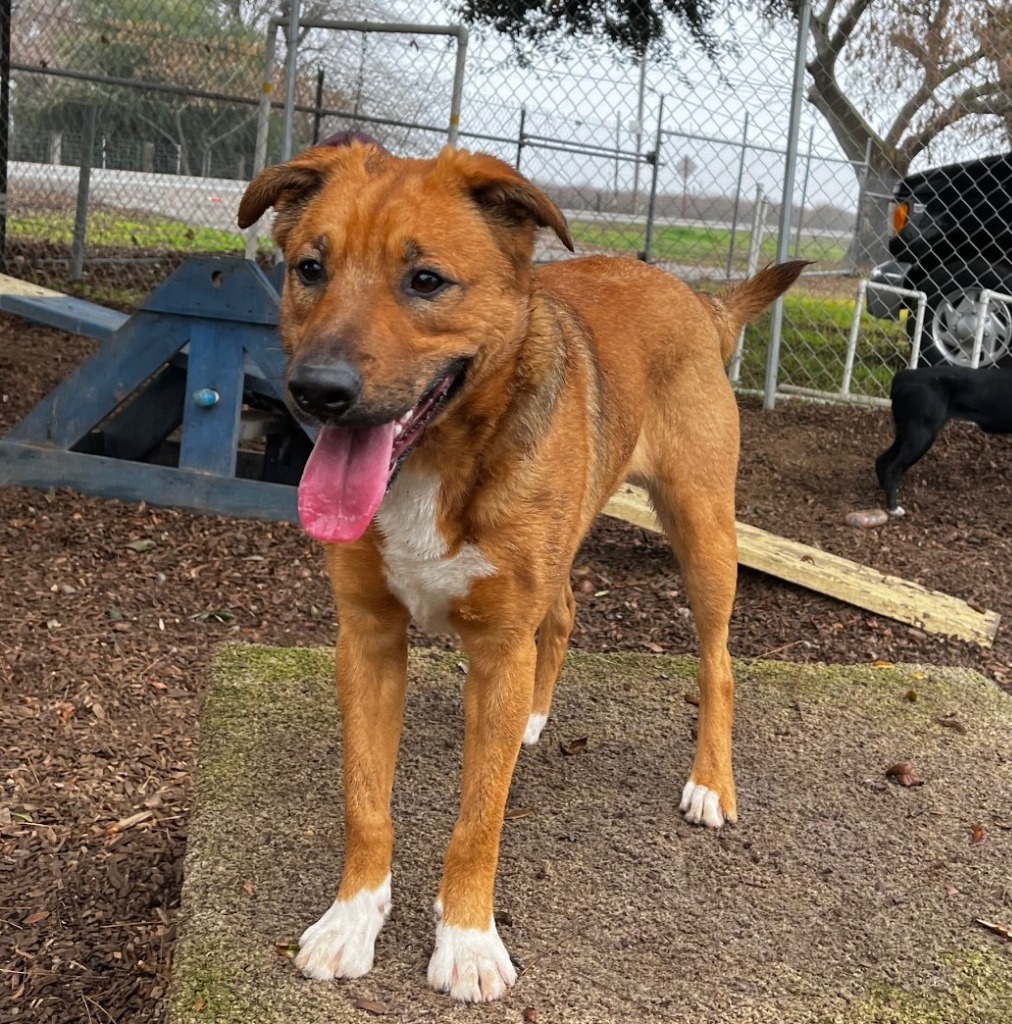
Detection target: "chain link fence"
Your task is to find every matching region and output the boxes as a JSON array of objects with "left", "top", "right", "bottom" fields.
[{"left": 4, "top": 0, "right": 1011, "bottom": 402}]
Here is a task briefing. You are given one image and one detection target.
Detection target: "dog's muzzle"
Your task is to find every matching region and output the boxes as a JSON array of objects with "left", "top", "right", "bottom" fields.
[{"left": 288, "top": 360, "right": 363, "bottom": 421}]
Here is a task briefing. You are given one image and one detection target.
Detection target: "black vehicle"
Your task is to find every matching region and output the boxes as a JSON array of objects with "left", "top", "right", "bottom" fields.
[{"left": 867, "top": 151, "right": 1012, "bottom": 367}]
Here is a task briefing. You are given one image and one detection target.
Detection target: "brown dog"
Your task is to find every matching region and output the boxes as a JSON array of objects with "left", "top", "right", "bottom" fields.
[{"left": 238, "top": 142, "right": 805, "bottom": 1002}]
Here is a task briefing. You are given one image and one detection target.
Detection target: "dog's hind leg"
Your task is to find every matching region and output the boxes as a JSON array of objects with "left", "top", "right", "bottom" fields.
[
  {"left": 635, "top": 372, "right": 740, "bottom": 828},
  {"left": 648, "top": 475, "right": 738, "bottom": 828},
  {"left": 524, "top": 581, "right": 576, "bottom": 746},
  {"left": 875, "top": 399, "right": 946, "bottom": 512}
]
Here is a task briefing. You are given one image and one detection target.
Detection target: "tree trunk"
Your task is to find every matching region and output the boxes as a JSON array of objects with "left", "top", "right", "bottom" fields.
[{"left": 849, "top": 162, "right": 903, "bottom": 270}]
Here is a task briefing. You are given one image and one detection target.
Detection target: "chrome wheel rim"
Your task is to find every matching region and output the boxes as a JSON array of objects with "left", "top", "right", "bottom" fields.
[{"left": 930, "top": 289, "right": 1012, "bottom": 366}]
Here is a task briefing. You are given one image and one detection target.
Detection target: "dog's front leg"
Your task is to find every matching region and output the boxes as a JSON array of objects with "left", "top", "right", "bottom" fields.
[
  {"left": 427, "top": 627, "right": 536, "bottom": 1002},
  {"left": 295, "top": 597, "right": 410, "bottom": 982}
]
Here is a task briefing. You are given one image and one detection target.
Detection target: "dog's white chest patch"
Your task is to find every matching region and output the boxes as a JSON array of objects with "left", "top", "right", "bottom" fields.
[{"left": 375, "top": 470, "right": 495, "bottom": 634}]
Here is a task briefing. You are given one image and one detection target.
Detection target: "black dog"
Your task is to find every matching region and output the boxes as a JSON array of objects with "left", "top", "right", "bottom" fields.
[{"left": 875, "top": 365, "right": 1012, "bottom": 513}]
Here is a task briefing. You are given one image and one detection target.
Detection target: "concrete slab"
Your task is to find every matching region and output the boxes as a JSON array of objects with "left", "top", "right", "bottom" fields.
[{"left": 168, "top": 647, "right": 1012, "bottom": 1023}]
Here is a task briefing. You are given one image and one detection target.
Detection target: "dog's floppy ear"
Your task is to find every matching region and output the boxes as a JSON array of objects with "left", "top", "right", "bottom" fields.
[
  {"left": 444, "top": 149, "right": 574, "bottom": 252},
  {"left": 238, "top": 148, "right": 354, "bottom": 247}
]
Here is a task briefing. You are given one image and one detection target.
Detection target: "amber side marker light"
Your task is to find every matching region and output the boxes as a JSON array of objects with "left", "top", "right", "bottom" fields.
[{"left": 891, "top": 201, "right": 909, "bottom": 234}]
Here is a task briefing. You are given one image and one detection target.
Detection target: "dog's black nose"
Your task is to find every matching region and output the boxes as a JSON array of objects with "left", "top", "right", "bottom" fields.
[{"left": 288, "top": 361, "right": 363, "bottom": 419}]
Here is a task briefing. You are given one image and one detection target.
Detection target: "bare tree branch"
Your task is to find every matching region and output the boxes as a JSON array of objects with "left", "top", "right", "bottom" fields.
[
  {"left": 885, "top": 46, "right": 988, "bottom": 148},
  {"left": 900, "top": 78, "right": 1012, "bottom": 162}
]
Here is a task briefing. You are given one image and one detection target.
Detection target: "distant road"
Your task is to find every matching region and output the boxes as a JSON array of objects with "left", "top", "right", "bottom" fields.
[
  {"left": 11, "top": 161, "right": 250, "bottom": 233},
  {"left": 10, "top": 160, "right": 853, "bottom": 241}
]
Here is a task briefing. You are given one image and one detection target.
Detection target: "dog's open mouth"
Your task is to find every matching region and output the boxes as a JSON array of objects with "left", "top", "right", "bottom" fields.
[{"left": 297, "top": 361, "right": 467, "bottom": 545}]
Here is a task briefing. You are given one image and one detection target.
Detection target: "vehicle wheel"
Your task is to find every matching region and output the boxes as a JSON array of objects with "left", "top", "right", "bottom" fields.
[{"left": 907, "top": 283, "right": 1012, "bottom": 367}]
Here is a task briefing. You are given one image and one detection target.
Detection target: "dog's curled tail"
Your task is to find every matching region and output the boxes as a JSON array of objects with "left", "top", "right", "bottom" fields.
[{"left": 707, "top": 260, "right": 811, "bottom": 362}]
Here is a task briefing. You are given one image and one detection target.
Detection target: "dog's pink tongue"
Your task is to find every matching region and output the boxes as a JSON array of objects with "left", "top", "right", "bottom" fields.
[{"left": 298, "top": 423, "right": 395, "bottom": 543}]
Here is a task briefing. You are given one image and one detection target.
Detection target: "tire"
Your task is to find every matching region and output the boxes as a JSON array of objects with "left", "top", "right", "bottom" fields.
[{"left": 906, "top": 280, "right": 1012, "bottom": 368}]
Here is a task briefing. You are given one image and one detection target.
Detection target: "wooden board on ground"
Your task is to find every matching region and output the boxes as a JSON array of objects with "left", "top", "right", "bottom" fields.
[
  {"left": 0, "top": 273, "right": 64, "bottom": 298},
  {"left": 603, "top": 483, "right": 1000, "bottom": 648}
]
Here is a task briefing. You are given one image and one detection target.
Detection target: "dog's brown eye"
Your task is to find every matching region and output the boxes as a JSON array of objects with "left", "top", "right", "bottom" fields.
[
  {"left": 409, "top": 270, "right": 446, "bottom": 296},
  {"left": 295, "top": 259, "right": 324, "bottom": 285}
]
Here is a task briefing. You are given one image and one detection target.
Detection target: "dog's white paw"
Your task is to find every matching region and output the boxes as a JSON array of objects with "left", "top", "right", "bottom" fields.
[
  {"left": 427, "top": 915, "right": 518, "bottom": 1002},
  {"left": 295, "top": 876, "right": 391, "bottom": 981},
  {"left": 679, "top": 779, "right": 726, "bottom": 829},
  {"left": 522, "top": 712, "right": 548, "bottom": 746}
]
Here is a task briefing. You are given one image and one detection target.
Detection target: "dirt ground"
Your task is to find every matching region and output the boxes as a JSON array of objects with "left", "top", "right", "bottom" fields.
[{"left": 2, "top": 312, "right": 1011, "bottom": 1023}]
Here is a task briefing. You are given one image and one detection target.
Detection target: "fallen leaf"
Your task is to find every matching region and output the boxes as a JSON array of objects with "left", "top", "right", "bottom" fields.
[
  {"left": 504, "top": 807, "right": 531, "bottom": 821},
  {"left": 524, "top": 1009, "right": 538, "bottom": 1023},
  {"left": 23, "top": 910, "right": 49, "bottom": 926},
  {"left": 642, "top": 641, "right": 664, "bottom": 653},
  {"left": 559, "top": 736, "right": 588, "bottom": 756},
  {"left": 125, "top": 539, "right": 157, "bottom": 552},
  {"left": 354, "top": 998, "right": 389, "bottom": 1015},
  {"left": 904, "top": 690, "right": 918, "bottom": 702},
  {"left": 969, "top": 823, "right": 988, "bottom": 846},
  {"left": 936, "top": 715, "right": 967, "bottom": 734},
  {"left": 683, "top": 692, "right": 700, "bottom": 707},
  {"left": 192, "top": 996, "right": 206, "bottom": 1012},
  {"left": 276, "top": 942, "right": 299, "bottom": 958},
  {"left": 885, "top": 762, "right": 923, "bottom": 787},
  {"left": 190, "top": 609, "right": 235, "bottom": 623},
  {"left": 105, "top": 809, "right": 153, "bottom": 835},
  {"left": 975, "top": 918, "right": 1010, "bottom": 940},
  {"left": 870, "top": 660, "right": 895, "bottom": 670}
]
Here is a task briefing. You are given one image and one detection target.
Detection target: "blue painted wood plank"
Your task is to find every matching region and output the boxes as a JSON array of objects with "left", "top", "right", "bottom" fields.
[
  {"left": 142, "top": 257, "right": 280, "bottom": 326},
  {"left": 102, "top": 364, "right": 187, "bottom": 460},
  {"left": 178, "top": 322, "right": 244, "bottom": 476},
  {"left": 241, "top": 324, "right": 294, "bottom": 404},
  {"left": 4, "top": 313, "right": 191, "bottom": 448},
  {"left": 0, "top": 294, "right": 129, "bottom": 344},
  {"left": 0, "top": 441, "right": 299, "bottom": 522}
]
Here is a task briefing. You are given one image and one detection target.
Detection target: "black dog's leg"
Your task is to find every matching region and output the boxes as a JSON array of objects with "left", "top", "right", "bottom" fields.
[{"left": 875, "top": 397, "right": 947, "bottom": 512}]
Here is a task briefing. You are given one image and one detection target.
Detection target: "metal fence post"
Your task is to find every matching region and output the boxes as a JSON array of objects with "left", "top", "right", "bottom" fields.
[
  {"left": 641, "top": 95, "right": 665, "bottom": 262},
  {"left": 728, "top": 185, "right": 768, "bottom": 383},
  {"left": 311, "top": 67, "right": 324, "bottom": 144},
  {"left": 70, "top": 104, "right": 96, "bottom": 282},
  {"left": 762, "top": 0, "right": 812, "bottom": 410},
  {"left": 793, "top": 124, "right": 814, "bottom": 256},
  {"left": 515, "top": 106, "right": 526, "bottom": 170},
  {"left": 280, "top": 0, "right": 301, "bottom": 161},
  {"left": 631, "top": 51, "right": 646, "bottom": 215},
  {"left": 0, "top": 0, "right": 9, "bottom": 274},
  {"left": 447, "top": 24, "right": 467, "bottom": 145},
  {"left": 725, "top": 112, "right": 749, "bottom": 280}
]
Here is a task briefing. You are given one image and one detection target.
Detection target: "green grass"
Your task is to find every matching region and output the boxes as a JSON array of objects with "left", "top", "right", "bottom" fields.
[
  {"left": 10, "top": 210, "right": 250, "bottom": 254},
  {"left": 737, "top": 293, "right": 910, "bottom": 398},
  {"left": 568, "top": 219, "right": 849, "bottom": 270}
]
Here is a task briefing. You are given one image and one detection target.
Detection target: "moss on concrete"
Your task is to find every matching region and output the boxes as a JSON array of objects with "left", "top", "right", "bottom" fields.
[
  {"left": 169, "top": 955, "right": 260, "bottom": 1024},
  {"left": 168, "top": 645, "right": 1012, "bottom": 1024},
  {"left": 819, "top": 949, "right": 1012, "bottom": 1024}
]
